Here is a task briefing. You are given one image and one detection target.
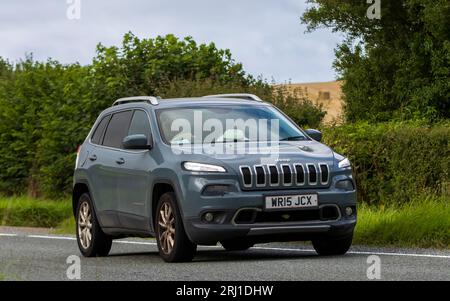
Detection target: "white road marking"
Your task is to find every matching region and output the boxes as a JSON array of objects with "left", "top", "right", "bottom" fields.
[
  {"left": 0, "top": 233, "right": 18, "bottom": 237},
  {"left": 348, "top": 250, "right": 450, "bottom": 259},
  {"left": 27, "top": 235, "right": 75, "bottom": 240},
  {"left": 252, "top": 246, "right": 450, "bottom": 259},
  {"left": 2, "top": 233, "right": 449, "bottom": 259},
  {"left": 114, "top": 240, "right": 156, "bottom": 246}
]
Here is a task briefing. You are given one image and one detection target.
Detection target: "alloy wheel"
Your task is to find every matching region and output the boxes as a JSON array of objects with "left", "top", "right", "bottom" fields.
[
  {"left": 158, "top": 202, "right": 176, "bottom": 254},
  {"left": 78, "top": 201, "right": 93, "bottom": 249}
]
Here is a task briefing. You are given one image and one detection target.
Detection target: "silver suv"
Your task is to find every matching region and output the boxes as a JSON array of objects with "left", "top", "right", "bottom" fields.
[{"left": 73, "top": 94, "right": 357, "bottom": 262}]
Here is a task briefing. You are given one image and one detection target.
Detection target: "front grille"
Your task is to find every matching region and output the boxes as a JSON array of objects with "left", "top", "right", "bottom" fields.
[
  {"left": 254, "top": 210, "right": 320, "bottom": 223},
  {"left": 233, "top": 205, "right": 340, "bottom": 224},
  {"left": 239, "top": 163, "right": 330, "bottom": 189}
]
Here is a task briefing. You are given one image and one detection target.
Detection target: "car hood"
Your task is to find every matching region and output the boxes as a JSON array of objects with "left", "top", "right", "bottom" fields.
[{"left": 173, "top": 140, "right": 335, "bottom": 171}]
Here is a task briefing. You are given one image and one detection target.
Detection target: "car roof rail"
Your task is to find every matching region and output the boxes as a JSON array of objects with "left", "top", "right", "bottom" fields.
[
  {"left": 203, "top": 93, "right": 263, "bottom": 102},
  {"left": 112, "top": 96, "right": 159, "bottom": 107}
]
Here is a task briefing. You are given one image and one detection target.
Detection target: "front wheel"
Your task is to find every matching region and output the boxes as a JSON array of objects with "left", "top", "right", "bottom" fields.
[
  {"left": 155, "top": 192, "right": 197, "bottom": 262},
  {"left": 312, "top": 234, "right": 353, "bottom": 256},
  {"left": 76, "top": 193, "right": 112, "bottom": 257}
]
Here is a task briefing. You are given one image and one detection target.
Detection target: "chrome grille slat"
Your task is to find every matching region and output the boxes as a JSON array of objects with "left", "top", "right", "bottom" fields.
[
  {"left": 293, "top": 163, "right": 305, "bottom": 185},
  {"left": 281, "top": 164, "right": 292, "bottom": 186},
  {"left": 319, "top": 163, "right": 329, "bottom": 185},
  {"left": 268, "top": 165, "right": 279, "bottom": 186},
  {"left": 239, "top": 163, "right": 329, "bottom": 189},
  {"left": 307, "top": 164, "right": 317, "bottom": 185},
  {"left": 254, "top": 165, "right": 266, "bottom": 187},
  {"left": 239, "top": 166, "right": 252, "bottom": 187}
]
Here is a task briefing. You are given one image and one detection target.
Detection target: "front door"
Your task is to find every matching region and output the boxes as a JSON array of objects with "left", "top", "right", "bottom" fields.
[{"left": 116, "top": 109, "right": 153, "bottom": 231}]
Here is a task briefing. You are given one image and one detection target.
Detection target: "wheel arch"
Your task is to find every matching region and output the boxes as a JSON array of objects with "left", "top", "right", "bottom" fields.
[
  {"left": 150, "top": 179, "right": 185, "bottom": 232},
  {"left": 72, "top": 181, "right": 91, "bottom": 217}
]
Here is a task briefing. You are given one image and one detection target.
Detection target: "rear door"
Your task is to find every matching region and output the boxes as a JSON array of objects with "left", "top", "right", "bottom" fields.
[
  {"left": 83, "top": 113, "right": 119, "bottom": 227},
  {"left": 95, "top": 110, "right": 133, "bottom": 228}
]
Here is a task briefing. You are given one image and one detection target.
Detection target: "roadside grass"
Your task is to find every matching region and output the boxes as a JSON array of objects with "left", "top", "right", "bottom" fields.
[
  {"left": 52, "top": 217, "right": 76, "bottom": 234},
  {"left": 0, "top": 196, "right": 72, "bottom": 228},
  {"left": 354, "top": 197, "right": 450, "bottom": 249},
  {"left": 0, "top": 196, "right": 449, "bottom": 249}
]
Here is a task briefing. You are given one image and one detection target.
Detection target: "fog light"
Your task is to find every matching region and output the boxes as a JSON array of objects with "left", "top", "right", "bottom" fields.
[
  {"left": 202, "top": 184, "right": 232, "bottom": 196},
  {"left": 345, "top": 207, "right": 353, "bottom": 216},
  {"left": 335, "top": 179, "right": 354, "bottom": 191},
  {"left": 204, "top": 212, "right": 214, "bottom": 222}
]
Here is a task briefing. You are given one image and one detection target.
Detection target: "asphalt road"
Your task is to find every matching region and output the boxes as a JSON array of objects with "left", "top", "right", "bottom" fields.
[{"left": 0, "top": 228, "right": 449, "bottom": 281}]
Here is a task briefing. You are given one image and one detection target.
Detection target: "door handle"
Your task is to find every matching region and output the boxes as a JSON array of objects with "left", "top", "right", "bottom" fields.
[
  {"left": 89, "top": 154, "right": 97, "bottom": 161},
  {"left": 116, "top": 158, "right": 125, "bottom": 165}
]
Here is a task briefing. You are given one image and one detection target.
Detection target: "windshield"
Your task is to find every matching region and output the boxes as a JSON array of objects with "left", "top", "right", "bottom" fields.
[{"left": 156, "top": 105, "right": 307, "bottom": 145}]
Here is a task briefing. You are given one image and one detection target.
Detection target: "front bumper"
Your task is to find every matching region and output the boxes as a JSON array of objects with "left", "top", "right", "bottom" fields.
[
  {"left": 181, "top": 188, "right": 357, "bottom": 245},
  {"left": 185, "top": 217, "right": 356, "bottom": 245}
]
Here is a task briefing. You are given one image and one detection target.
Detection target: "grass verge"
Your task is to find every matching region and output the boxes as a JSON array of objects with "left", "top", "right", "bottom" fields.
[
  {"left": 0, "top": 196, "right": 448, "bottom": 249},
  {"left": 354, "top": 197, "right": 449, "bottom": 249},
  {"left": 0, "top": 196, "right": 72, "bottom": 228}
]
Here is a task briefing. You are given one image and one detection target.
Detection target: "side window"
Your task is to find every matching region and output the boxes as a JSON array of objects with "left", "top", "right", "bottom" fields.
[
  {"left": 91, "top": 115, "right": 110, "bottom": 145},
  {"left": 128, "top": 110, "right": 151, "bottom": 139},
  {"left": 102, "top": 110, "right": 133, "bottom": 148}
]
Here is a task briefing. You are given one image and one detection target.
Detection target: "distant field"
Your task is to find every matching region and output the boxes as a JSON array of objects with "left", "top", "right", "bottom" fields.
[{"left": 278, "top": 81, "right": 343, "bottom": 124}]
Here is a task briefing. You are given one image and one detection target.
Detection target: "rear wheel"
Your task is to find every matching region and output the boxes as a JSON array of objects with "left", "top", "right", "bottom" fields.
[
  {"left": 221, "top": 239, "right": 254, "bottom": 251},
  {"left": 312, "top": 234, "right": 353, "bottom": 256},
  {"left": 155, "top": 192, "right": 197, "bottom": 262},
  {"left": 76, "top": 193, "right": 112, "bottom": 257}
]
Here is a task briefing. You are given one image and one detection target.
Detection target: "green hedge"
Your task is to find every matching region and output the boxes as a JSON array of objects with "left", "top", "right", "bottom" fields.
[
  {"left": 0, "top": 33, "right": 325, "bottom": 199},
  {"left": 322, "top": 122, "right": 450, "bottom": 206}
]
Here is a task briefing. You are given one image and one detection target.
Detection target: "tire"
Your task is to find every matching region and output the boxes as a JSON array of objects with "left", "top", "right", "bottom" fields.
[
  {"left": 155, "top": 192, "right": 197, "bottom": 262},
  {"left": 76, "top": 193, "right": 112, "bottom": 257},
  {"left": 221, "top": 239, "right": 254, "bottom": 251},
  {"left": 312, "top": 234, "right": 353, "bottom": 256}
]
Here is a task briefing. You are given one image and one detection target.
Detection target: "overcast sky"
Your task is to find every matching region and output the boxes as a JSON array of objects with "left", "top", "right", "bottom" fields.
[{"left": 0, "top": 0, "right": 343, "bottom": 83}]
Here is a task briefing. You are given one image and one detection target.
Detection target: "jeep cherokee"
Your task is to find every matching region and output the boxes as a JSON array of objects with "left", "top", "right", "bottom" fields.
[{"left": 73, "top": 94, "right": 357, "bottom": 262}]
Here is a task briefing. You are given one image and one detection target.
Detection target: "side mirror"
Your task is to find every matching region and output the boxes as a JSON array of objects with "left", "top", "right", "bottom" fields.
[
  {"left": 305, "top": 129, "right": 322, "bottom": 142},
  {"left": 122, "top": 134, "right": 152, "bottom": 150}
]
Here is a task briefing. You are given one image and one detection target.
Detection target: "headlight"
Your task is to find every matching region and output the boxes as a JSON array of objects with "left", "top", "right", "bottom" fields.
[
  {"left": 183, "top": 162, "right": 226, "bottom": 173},
  {"left": 338, "top": 157, "right": 351, "bottom": 169}
]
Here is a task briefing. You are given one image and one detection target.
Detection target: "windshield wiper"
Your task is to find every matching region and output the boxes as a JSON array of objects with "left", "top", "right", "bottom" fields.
[{"left": 280, "top": 136, "right": 306, "bottom": 141}]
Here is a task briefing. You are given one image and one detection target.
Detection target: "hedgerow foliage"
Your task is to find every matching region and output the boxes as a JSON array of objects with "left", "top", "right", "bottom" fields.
[
  {"left": 322, "top": 121, "right": 450, "bottom": 206},
  {"left": 0, "top": 33, "right": 325, "bottom": 198}
]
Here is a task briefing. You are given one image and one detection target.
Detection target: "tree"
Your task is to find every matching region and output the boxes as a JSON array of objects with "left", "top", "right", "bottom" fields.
[
  {"left": 0, "top": 33, "right": 325, "bottom": 198},
  {"left": 302, "top": 0, "right": 450, "bottom": 122}
]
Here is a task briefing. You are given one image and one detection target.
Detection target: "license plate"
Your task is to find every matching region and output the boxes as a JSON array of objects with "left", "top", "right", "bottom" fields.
[{"left": 265, "top": 194, "right": 318, "bottom": 210}]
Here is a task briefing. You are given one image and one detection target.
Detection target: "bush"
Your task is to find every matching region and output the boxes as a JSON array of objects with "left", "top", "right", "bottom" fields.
[
  {"left": 322, "top": 121, "right": 450, "bottom": 206},
  {"left": 0, "top": 34, "right": 324, "bottom": 199},
  {"left": 272, "top": 85, "right": 326, "bottom": 128}
]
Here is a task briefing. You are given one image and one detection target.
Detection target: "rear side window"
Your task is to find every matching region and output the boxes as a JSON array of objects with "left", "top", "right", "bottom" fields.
[
  {"left": 91, "top": 115, "right": 110, "bottom": 145},
  {"left": 102, "top": 110, "right": 133, "bottom": 148},
  {"left": 128, "top": 110, "right": 151, "bottom": 138}
]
